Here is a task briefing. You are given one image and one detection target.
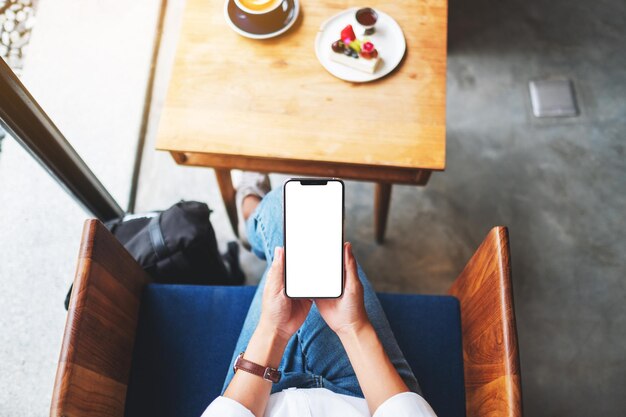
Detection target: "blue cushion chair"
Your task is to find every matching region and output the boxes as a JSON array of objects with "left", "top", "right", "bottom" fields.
[{"left": 51, "top": 220, "right": 521, "bottom": 417}]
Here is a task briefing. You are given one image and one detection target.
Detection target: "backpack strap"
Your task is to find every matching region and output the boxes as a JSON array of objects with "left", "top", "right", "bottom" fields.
[{"left": 148, "top": 214, "right": 169, "bottom": 261}]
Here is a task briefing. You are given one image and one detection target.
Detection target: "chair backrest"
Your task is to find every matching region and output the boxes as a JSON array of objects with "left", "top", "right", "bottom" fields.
[
  {"left": 50, "top": 220, "right": 151, "bottom": 417},
  {"left": 448, "top": 227, "right": 522, "bottom": 417}
]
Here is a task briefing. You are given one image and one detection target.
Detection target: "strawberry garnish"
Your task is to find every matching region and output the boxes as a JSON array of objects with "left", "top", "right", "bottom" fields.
[{"left": 341, "top": 25, "right": 356, "bottom": 43}]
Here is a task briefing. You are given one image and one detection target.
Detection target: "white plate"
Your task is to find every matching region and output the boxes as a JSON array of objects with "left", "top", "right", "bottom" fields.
[
  {"left": 224, "top": 0, "right": 300, "bottom": 40},
  {"left": 315, "top": 8, "right": 406, "bottom": 82}
]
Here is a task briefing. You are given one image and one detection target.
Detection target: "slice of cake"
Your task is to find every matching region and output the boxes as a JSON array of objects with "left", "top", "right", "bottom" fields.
[{"left": 330, "top": 25, "right": 381, "bottom": 74}]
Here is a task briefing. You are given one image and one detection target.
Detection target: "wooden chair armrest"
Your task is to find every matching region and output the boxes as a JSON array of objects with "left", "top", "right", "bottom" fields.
[
  {"left": 448, "top": 227, "right": 522, "bottom": 417},
  {"left": 51, "top": 219, "right": 151, "bottom": 417}
]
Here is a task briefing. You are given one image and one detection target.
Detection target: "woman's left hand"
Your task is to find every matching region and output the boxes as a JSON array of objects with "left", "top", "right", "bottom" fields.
[
  {"left": 225, "top": 247, "right": 310, "bottom": 417},
  {"left": 259, "top": 247, "right": 312, "bottom": 342}
]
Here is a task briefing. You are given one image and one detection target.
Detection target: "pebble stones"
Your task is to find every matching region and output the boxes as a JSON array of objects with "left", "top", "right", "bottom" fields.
[{"left": 0, "top": 0, "right": 36, "bottom": 74}]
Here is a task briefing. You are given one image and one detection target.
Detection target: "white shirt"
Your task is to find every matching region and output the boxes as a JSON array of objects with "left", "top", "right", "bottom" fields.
[{"left": 201, "top": 388, "right": 437, "bottom": 417}]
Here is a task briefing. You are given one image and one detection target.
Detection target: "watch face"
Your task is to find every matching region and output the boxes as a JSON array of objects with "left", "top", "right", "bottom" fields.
[{"left": 233, "top": 351, "right": 244, "bottom": 373}]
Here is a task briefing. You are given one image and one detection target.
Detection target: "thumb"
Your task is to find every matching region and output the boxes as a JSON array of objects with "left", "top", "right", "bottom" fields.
[
  {"left": 266, "top": 246, "right": 285, "bottom": 292},
  {"left": 344, "top": 242, "right": 359, "bottom": 290}
]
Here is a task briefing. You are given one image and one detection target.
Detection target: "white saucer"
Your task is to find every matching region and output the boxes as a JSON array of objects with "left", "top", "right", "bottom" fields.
[{"left": 315, "top": 8, "right": 406, "bottom": 82}]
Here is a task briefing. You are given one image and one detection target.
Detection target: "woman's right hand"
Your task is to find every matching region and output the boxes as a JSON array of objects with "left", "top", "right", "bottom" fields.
[
  {"left": 317, "top": 243, "right": 416, "bottom": 415},
  {"left": 315, "top": 242, "right": 370, "bottom": 337}
]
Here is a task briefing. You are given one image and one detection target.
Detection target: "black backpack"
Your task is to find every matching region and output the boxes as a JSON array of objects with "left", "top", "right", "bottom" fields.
[{"left": 64, "top": 201, "right": 244, "bottom": 309}]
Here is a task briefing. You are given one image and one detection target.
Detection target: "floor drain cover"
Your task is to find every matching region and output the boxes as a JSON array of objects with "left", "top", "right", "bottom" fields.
[{"left": 529, "top": 79, "right": 579, "bottom": 118}]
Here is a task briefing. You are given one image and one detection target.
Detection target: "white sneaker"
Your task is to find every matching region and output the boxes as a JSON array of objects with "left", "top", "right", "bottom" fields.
[{"left": 235, "top": 172, "right": 271, "bottom": 250}]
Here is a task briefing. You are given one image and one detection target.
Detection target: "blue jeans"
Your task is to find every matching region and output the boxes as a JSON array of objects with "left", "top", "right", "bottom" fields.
[{"left": 221, "top": 188, "right": 421, "bottom": 397}]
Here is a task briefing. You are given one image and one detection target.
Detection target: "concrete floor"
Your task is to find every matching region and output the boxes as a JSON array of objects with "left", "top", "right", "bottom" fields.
[
  {"left": 0, "top": 0, "right": 624, "bottom": 415},
  {"left": 444, "top": 1, "right": 626, "bottom": 415}
]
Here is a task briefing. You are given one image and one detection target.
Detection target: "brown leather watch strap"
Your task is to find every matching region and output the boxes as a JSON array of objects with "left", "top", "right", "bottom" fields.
[{"left": 233, "top": 352, "right": 282, "bottom": 383}]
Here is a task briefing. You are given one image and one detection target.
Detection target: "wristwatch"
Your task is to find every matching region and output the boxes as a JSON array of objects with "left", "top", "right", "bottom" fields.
[{"left": 233, "top": 352, "right": 282, "bottom": 383}]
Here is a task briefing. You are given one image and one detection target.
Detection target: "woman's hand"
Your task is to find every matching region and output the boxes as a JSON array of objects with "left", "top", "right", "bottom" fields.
[
  {"left": 315, "top": 242, "right": 370, "bottom": 337},
  {"left": 317, "top": 243, "right": 414, "bottom": 415},
  {"left": 258, "top": 247, "right": 312, "bottom": 342}
]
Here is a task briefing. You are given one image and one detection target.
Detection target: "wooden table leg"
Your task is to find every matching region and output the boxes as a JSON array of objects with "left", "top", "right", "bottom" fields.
[
  {"left": 215, "top": 168, "right": 238, "bottom": 237},
  {"left": 375, "top": 182, "right": 392, "bottom": 244}
]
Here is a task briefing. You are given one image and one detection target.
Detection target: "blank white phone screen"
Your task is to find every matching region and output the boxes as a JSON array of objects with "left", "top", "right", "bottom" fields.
[{"left": 284, "top": 180, "right": 343, "bottom": 298}]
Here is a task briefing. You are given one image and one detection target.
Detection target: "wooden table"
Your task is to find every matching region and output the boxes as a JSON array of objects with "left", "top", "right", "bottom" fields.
[{"left": 156, "top": 0, "right": 447, "bottom": 242}]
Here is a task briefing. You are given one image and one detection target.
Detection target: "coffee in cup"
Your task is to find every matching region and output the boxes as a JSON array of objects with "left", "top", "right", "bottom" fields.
[{"left": 235, "top": 0, "right": 283, "bottom": 14}]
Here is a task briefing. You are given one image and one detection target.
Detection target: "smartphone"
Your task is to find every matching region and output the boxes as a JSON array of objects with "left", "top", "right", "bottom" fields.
[{"left": 283, "top": 178, "right": 344, "bottom": 298}]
